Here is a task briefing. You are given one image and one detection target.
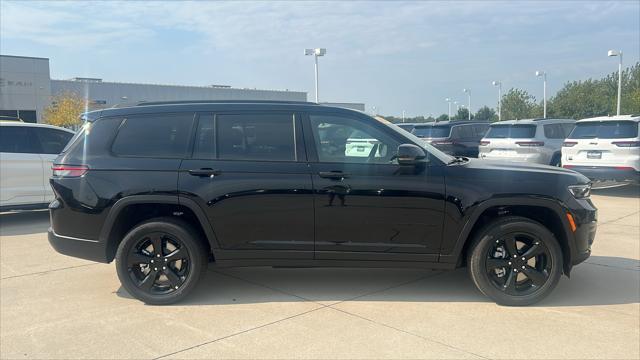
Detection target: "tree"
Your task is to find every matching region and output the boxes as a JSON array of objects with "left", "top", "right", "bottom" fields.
[
  {"left": 436, "top": 114, "right": 449, "bottom": 122},
  {"left": 454, "top": 107, "right": 472, "bottom": 120},
  {"left": 474, "top": 106, "right": 498, "bottom": 122},
  {"left": 43, "top": 92, "right": 85, "bottom": 129},
  {"left": 500, "top": 88, "right": 538, "bottom": 120}
]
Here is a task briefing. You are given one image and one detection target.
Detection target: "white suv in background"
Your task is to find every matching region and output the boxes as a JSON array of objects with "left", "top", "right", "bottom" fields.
[
  {"left": 478, "top": 118, "right": 575, "bottom": 165},
  {"left": 562, "top": 115, "right": 640, "bottom": 185},
  {"left": 0, "top": 122, "right": 74, "bottom": 211}
]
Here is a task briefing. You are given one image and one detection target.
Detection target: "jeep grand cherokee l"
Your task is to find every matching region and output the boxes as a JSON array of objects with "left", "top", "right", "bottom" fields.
[{"left": 48, "top": 101, "right": 597, "bottom": 306}]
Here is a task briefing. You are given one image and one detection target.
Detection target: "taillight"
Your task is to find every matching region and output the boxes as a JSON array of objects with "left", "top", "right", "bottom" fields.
[
  {"left": 612, "top": 141, "right": 640, "bottom": 147},
  {"left": 614, "top": 166, "right": 635, "bottom": 170},
  {"left": 52, "top": 165, "right": 88, "bottom": 177},
  {"left": 562, "top": 165, "right": 575, "bottom": 168},
  {"left": 432, "top": 141, "right": 454, "bottom": 145},
  {"left": 480, "top": 140, "right": 490, "bottom": 146},
  {"left": 516, "top": 141, "right": 544, "bottom": 147},
  {"left": 563, "top": 141, "right": 578, "bottom": 147}
]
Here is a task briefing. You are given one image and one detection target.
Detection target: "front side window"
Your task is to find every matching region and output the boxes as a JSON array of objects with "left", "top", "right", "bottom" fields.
[
  {"left": 33, "top": 128, "right": 74, "bottom": 154},
  {"left": 0, "top": 126, "right": 40, "bottom": 153},
  {"left": 310, "top": 114, "right": 400, "bottom": 164},
  {"left": 217, "top": 113, "right": 296, "bottom": 161},
  {"left": 111, "top": 113, "right": 194, "bottom": 158}
]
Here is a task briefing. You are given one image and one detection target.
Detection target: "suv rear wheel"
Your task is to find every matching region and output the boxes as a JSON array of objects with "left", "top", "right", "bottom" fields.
[
  {"left": 115, "top": 217, "right": 208, "bottom": 305},
  {"left": 468, "top": 216, "right": 563, "bottom": 306}
]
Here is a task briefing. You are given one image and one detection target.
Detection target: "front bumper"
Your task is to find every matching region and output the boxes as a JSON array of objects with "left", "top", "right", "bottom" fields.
[
  {"left": 563, "top": 165, "right": 640, "bottom": 183},
  {"left": 567, "top": 198, "right": 598, "bottom": 267},
  {"left": 48, "top": 227, "right": 109, "bottom": 263}
]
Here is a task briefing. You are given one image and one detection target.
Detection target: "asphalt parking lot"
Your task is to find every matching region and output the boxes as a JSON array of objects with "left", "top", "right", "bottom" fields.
[{"left": 1, "top": 186, "right": 638, "bottom": 360}]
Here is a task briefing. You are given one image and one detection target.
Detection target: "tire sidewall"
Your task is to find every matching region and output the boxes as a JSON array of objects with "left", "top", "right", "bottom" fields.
[
  {"left": 469, "top": 217, "right": 563, "bottom": 306},
  {"left": 115, "top": 219, "right": 207, "bottom": 305}
]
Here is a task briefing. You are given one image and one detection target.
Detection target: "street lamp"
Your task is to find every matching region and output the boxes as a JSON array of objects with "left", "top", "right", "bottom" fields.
[
  {"left": 454, "top": 101, "right": 459, "bottom": 113},
  {"left": 608, "top": 49, "right": 623, "bottom": 116},
  {"left": 492, "top": 81, "right": 502, "bottom": 121},
  {"left": 535, "top": 70, "right": 547, "bottom": 118},
  {"left": 304, "top": 48, "right": 326, "bottom": 103},
  {"left": 463, "top": 88, "right": 471, "bottom": 120},
  {"left": 445, "top": 98, "right": 452, "bottom": 120}
]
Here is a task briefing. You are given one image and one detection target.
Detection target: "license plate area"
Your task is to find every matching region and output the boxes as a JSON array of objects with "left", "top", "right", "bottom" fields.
[{"left": 587, "top": 151, "right": 602, "bottom": 159}]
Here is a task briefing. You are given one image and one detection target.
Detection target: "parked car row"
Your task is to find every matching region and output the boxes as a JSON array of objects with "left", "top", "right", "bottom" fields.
[{"left": 396, "top": 115, "right": 639, "bottom": 185}]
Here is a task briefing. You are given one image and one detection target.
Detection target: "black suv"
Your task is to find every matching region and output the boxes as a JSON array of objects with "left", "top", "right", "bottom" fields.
[
  {"left": 412, "top": 120, "right": 490, "bottom": 157},
  {"left": 48, "top": 101, "right": 597, "bottom": 306}
]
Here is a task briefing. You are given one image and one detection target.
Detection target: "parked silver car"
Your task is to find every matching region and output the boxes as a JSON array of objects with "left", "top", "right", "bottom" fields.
[{"left": 479, "top": 118, "right": 575, "bottom": 166}]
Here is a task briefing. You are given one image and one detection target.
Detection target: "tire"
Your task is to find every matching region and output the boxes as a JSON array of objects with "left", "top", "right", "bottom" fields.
[
  {"left": 115, "top": 217, "right": 208, "bottom": 305},
  {"left": 550, "top": 153, "right": 561, "bottom": 167},
  {"left": 467, "top": 216, "right": 563, "bottom": 306}
]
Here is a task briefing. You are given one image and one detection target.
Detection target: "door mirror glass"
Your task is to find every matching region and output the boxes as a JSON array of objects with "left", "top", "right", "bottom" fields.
[{"left": 396, "top": 144, "right": 426, "bottom": 166}]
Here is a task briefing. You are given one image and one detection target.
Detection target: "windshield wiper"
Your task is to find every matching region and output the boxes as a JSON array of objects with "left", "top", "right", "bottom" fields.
[{"left": 447, "top": 156, "right": 468, "bottom": 165}]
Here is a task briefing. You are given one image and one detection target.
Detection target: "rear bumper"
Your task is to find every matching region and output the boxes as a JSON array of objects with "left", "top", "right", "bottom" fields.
[
  {"left": 563, "top": 166, "right": 640, "bottom": 183},
  {"left": 48, "top": 227, "right": 109, "bottom": 263}
]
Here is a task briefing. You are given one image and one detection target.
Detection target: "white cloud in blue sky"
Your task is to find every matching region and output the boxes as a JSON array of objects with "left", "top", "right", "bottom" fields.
[{"left": 1, "top": 0, "right": 638, "bottom": 116}]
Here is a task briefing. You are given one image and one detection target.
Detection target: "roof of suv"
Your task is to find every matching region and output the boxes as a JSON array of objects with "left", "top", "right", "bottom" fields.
[
  {"left": 576, "top": 115, "right": 640, "bottom": 123},
  {"left": 0, "top": 121, "right": 74, "bottom": 132},
  {"left": 413, "top": 120, "right": 489, "bottom": 127},
  {"left": 84, "top": 100, "right": 364, "bottom": 120},
  {"left": 490, "top": 118, "right": 575, "bottom": 125}
]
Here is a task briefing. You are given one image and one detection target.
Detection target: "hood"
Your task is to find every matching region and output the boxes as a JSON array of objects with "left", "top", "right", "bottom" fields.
[{"left": 458, "top": 158, "right": 591, "bottom": 185}]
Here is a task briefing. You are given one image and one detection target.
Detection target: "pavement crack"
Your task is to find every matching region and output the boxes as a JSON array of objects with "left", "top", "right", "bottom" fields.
[{"left": 0, "top": 263, "right": 99, "bottom": 280}]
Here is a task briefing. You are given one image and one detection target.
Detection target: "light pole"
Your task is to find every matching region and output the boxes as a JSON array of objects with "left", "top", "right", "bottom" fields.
[
  {"left": 445, "top": 98, "right": 452, "bottom": 120},
  {"left": 304, "top": 48, "right": 326, "bottom": 103},
  {"left": 402, "top": 110, "right": 406, "bottom": 123},
  {"left": 463, "top": 88, "right": 471, "bottom": 120},
  {"left": 535, "top": 71, "right": 547, "bottom": 118},
  {"left": 492, "top": 81, "right": 502, "bottom": 121},
  {"left": 608, "top": 49, "right": 623, "bottom": 115}
]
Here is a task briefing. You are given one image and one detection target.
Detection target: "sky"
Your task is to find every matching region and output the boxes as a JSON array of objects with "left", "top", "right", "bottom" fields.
[{"left": 1, "top": 0, "right": 638, "bottom": 117}]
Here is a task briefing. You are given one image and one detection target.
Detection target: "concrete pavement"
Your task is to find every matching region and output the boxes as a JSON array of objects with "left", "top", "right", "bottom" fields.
[{"left": 1, "top": 186, "right": 638, "bottom": 359}]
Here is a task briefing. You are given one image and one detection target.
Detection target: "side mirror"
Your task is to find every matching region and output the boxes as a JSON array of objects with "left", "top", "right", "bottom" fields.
[{"left": 396, "top": 144, "right": 426, "bottom": 166}]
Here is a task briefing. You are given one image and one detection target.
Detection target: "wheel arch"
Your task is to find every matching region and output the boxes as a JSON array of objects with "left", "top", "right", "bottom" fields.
[
  {"left": 99, "top": 195, "right": 219, "bottom": 262},
  {"left": 443, "top": 197, "right": 575, "bottom": 275}
]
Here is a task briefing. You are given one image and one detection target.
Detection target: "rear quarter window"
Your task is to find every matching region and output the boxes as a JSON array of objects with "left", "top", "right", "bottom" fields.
[{"left": 111, "top": 113, "right": 195, "bottom": 158}]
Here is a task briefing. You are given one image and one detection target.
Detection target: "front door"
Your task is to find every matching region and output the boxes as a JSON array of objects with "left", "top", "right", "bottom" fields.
[
  {"left": 304, "top": 113, "right": 446, "bottom": 262},
  {"left": 179, "top": 112, "right": 314, "bottom": 260}
]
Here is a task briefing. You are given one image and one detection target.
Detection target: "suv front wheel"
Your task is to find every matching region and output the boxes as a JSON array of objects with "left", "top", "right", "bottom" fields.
[
  {"left": 468, "top": 216, "right": 563, "bottom": 306},
  {"left": 115, "top": 218, "right": 208, "bottom": 305}
]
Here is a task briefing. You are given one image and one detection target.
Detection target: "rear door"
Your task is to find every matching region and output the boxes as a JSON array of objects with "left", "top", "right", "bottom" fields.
[
  {"left": 178, "top": 111, "right": 314, "bottom": 259},
  {"left": 0, "top": 126, "right": 46, "bottom": 207}
]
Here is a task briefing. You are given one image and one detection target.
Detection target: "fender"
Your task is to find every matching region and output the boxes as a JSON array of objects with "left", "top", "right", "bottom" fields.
[
  {"left": 99, "top": 195, "right": 220, "bottom": 253},
  {"left": 439, "top": 195, "right": 576, "bottom": 272}
]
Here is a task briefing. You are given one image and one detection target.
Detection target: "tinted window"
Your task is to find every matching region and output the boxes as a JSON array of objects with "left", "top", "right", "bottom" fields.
[
  {"left": 412, "top": 125, "right": 451, "bottom": 138},
  {"left": 0, "top": 126, "right": 40, "bottom": 153},
  {"left": 193, "top": 114, "right": 215, "bottom": 159},
  {"left": 33, "top": 128, "right": 73, "bottom": 154},
  {"left": 568, "top": 121, "right": 638, "bottom": 139},
  {"left": 543, "top": 124, "right": 565, "bottom": 139},
  {"left": 111, "top": 113, "right": 194, "bottom": 158},
  {"left": 485, "top": 124, "right": 536, "bottom": 139},
  {"left": 451, "top": 125, "right": 472, "bottom": 139},
  {"left": 561, "top": 123, "right": 575, "bottom": 137},
  {"left": 217, "top": 113, "right": 296, "bottom": 161},
  {"left": 474, "top": 124, "right": 489, "bottom": 137},
  {"left": 310, "top": 114, "right": 400, "bottom": 164}
]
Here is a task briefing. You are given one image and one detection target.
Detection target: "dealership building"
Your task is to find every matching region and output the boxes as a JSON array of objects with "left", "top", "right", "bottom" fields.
[{"left": 1, "top": 54, "right": 364, "bottom": 123}]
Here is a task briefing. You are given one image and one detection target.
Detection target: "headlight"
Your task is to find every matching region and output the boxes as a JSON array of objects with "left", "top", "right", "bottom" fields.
[{"left": 568, "top": 184, "right": 591, "bottom": 199}]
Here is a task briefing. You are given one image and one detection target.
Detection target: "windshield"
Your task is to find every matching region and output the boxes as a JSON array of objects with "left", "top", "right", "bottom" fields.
[
  {"left": 381, "top": 119, "right": 454, "bottom": 164},
  {"left": 485, "top": 124, "right": 536, "bottom": 139},
  {"left": 412, "top": 125, "right": 451, "bottom": 138},
  {"left": 568, "top": 121, "right": 638, "bottom": 139}
]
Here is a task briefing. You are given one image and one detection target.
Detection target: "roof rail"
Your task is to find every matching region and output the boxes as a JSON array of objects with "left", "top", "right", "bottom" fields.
[{"left": 135, "top": 100, "right": 318, "bottom": 107}]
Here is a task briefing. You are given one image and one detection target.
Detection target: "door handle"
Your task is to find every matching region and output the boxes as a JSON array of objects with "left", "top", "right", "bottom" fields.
[
  {"left": 318, "top": 171, "right": 350, "bottom": 180},
  {"left": 188, "top": 168, "right": 221, "bottom": 177}
]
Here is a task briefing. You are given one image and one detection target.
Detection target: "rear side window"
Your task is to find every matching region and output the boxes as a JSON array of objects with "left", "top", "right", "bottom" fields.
[
  {"left": 543, "top": 124, "right": 565, "bottom": 139},
  {"left": 33, "top": 128, "right": 73, "bottom": 154},
  {"left": 0, "top": 126, "right": 40, "bottom": 153},
  {"left": 568, "top": 121, "right": 638, "bottom": 139},
  {"left": 193, "top": 114, "right": 215, "bottom": 159},
  {"left": 217, "top": 113, "right": 296, "bottom": 161},
  {"left": 485, "top": 125, "right": 536, "bottom": 139},
  {"left": 111, "top": 113, "right": 194, "bottom": 158}
]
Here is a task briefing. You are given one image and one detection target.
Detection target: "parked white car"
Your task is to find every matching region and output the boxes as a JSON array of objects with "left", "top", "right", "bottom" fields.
[
  {"left": 478, "top": 118, "right": 575, "bottom": 165},
  {"left": 562, "top": 115, "right": 639, "bottom": 185},
  {"left": 0, "top": 121, "right": 75, "bottom": 210}
]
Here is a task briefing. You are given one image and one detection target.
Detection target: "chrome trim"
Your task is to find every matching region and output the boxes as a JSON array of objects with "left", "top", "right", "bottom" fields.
[{"left": 51, "top": 229, "right": 99, "bottom": 243}]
